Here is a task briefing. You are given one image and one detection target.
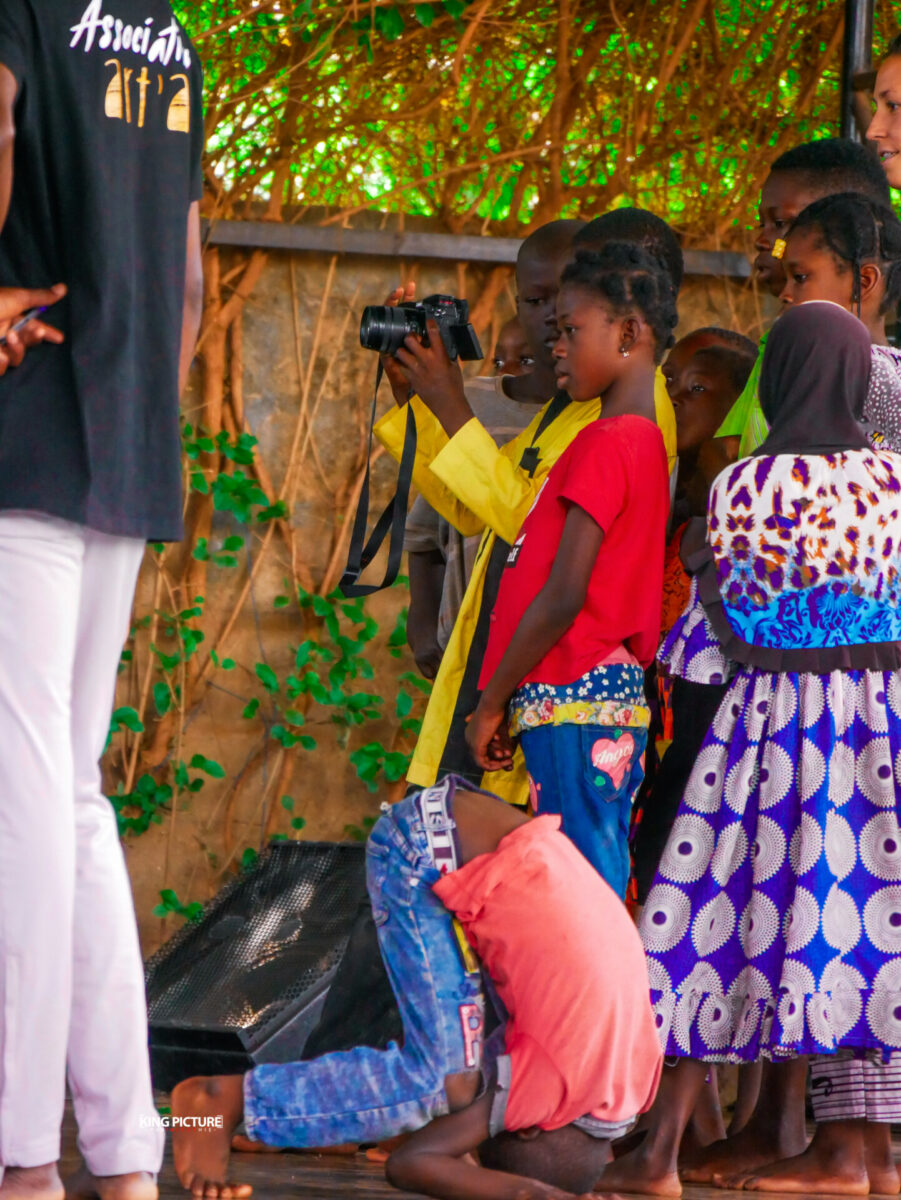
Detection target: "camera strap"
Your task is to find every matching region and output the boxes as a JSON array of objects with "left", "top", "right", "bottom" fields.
[
  {"left": 339, "top": 360, "right": 417, "bottom": 597},
  {"left": 518, "top": 389, "right": 571, "bottom": 477}
]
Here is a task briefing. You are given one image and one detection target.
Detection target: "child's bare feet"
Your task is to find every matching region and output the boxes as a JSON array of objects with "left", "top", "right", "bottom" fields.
[
  {"left": 593, "top": 1146, "right": 682, "bottom": 1197},
  {"left": 680, "top": 1120, "right": 808, "bottom": 1185},
  {"left": 171, "top": 1076, "right": 250, "bottom": 1198},
  {"left": 0, "top": 1165, "right": 64, "bottom": 1200},
  {"left": 864, "top": 1124, "right": 900, "bottom": 1196},
  {"left": 681, "top": 1058, "right": 809, "bottom": 1187},
  {"left": 737, "top": 1121, "right": 868, "bottom": 1196},
  {"left": 65, "top": 1168, "right": 156, "bottom": 1200},
  {"left": 739, "top": 1149, "right": 868, "bottom": 1194},
  {"left": 228, "top": 1137, "right": 281, "bottom": 1156},
  {"left": 229, "top": 1135, "right": 360, "bottom": 1157}
]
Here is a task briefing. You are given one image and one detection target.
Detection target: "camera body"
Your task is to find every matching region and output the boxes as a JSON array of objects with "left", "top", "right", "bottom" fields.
[{"left": 359, "top": 294, "right": 483, "bottom": 361}]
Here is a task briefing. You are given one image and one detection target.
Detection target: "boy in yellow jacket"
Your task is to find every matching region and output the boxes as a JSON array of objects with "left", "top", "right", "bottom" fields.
[{"left": 378, "top": 212, "right": 679, "bottom": 805}]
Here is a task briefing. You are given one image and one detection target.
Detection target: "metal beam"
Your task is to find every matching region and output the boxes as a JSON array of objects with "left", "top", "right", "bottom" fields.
[
  {"left": 203, "top": 218, "right": 751, "bottom": 279},
  {"left": 841, "top": 0, "right": 875, "bottom": 140}
]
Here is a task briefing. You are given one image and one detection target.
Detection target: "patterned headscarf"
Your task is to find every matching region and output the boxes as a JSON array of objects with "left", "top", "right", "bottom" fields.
[{"left": 756, "top": 301, "right": 872, "bottom": 457}]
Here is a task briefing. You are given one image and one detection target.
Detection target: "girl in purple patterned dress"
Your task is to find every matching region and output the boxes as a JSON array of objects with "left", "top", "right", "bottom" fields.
[{"left": 599, "top": 304, "right": 901, "bottom": 1198}]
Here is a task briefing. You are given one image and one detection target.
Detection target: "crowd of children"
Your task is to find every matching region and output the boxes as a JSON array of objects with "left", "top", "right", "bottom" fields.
[{"left": 168, "top": 34, "right": 901, "bottom": 1200}]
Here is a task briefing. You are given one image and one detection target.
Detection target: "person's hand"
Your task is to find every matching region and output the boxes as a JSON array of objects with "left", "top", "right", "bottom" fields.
[
  {"left": 395, "top": 319, "right": 472, "bottom": 435},
  {"left": 380, "top": 282, "right": 416, "bottom": 405},
  {"left": 413, "top": 645, "right": 443, "bottom": 681},
  {"left": 0, "top": 283, "right": 67, "bottom": 376},
  {"left": 465, "top": 700, "right": 514, "bottom": 771}
]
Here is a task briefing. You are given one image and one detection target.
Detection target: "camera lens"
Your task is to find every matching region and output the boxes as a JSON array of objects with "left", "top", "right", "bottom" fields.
[{"left": 359, "top": 306, "right": 417, "bottom": 356}]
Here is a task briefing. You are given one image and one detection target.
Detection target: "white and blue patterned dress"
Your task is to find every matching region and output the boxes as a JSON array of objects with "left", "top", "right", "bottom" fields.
[{"left": 641, "top": 448, "right": 901, "bottom": 1063}]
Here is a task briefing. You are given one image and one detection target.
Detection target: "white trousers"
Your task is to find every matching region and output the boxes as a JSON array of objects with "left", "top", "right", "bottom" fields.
[{"left": 0, "top": 513, "right": 163, "bottom": 1173}]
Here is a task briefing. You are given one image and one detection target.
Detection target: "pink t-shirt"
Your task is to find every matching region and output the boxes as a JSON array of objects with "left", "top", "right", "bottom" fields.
[{"left": 433, "top": 815, "right": 663, "bottom": 1131}]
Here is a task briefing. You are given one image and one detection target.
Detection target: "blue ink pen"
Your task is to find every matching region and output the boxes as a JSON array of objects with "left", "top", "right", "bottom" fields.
[{"left": 0, "top": 306, "right": 48, "bottom": 346}]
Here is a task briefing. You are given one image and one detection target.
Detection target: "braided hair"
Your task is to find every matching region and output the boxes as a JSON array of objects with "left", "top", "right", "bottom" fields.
[
  {"left": 787, "top": 192, "right": 901, "bottom": 317},
  {"left": 574, "top": 209, "right": 685, "bottom": 294},
  {"left": 560, "top": 241, "right": 679, "bottom": 363}
]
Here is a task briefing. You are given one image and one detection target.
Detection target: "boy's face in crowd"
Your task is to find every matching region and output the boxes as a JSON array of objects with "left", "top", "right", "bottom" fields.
[
  {"left": 778, "top": 227, "right": 853, "bottom": 310},
  {"left": 754, "top": 171, "right": 824, "bottom": 296},
  {"left": 552, "top": 283, "right": 626, "bottom": 402},
  {"left": 869, "top": 55, "right": 901, "bottom": 189},
  {"left": 515, "top": 251, "right": 572, "bottom": 368},
  {"left": 664, "top": 333, "right": 736, "bottom": 456},
  {"left": 492, "top": 319, "right": 535, "bottom": 376}
]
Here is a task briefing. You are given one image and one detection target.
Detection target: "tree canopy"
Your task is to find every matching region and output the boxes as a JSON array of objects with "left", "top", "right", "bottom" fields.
[{"left": 174, "top": 0, "right": 898, "bottom": 246}]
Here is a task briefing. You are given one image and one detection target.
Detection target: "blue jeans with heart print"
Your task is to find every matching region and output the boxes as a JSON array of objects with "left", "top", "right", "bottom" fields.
[{"left": 520, "top": 723, "right": 649, "bottom": 898}]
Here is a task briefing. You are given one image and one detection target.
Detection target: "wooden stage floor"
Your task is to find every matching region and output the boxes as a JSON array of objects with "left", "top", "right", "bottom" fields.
[{"left": 59, "top": 1103, "right": 885, "bottom": 1200}]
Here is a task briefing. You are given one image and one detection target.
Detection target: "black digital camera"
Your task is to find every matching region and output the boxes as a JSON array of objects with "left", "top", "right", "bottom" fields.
[{"left": 359, "top": 294, "right": 483, "bottom": 361}]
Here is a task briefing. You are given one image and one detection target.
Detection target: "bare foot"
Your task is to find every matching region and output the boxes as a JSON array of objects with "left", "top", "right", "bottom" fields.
[
  {"left": 228, "top": 1137, "right": 280, "bottom": 1156},
  {"left": 739, "top": 1146, "right": 868, "bottom": 1195},
  {"left": 65, "top": 1169, "right": 155, "bottom": 1200},
  {"left": 594, "top": 1148, "right": 681, "bottom": 1197},
  {"left": 229, "top": 1135, "right": 358, "bottom": 1156},
  {"left": 0, "top": 1166, "right": 64, "bottom": 1200},
  {"left": 865, "top": 1124, "right": 901, "bottom": 1196},
  {"left": 680, "top": 1121, "right": 808, "bottom": 1186},
  {"left": 171, "top": 1076, "right": 251, "bottom": 1198},
  {"left": 365, "top": 1137, "right": 408, "bottom": 1164}
]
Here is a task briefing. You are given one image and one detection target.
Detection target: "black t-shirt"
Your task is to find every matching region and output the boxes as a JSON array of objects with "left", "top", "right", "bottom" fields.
[{"left": 0, "top": 0, "right": 203, "bottom": 540}]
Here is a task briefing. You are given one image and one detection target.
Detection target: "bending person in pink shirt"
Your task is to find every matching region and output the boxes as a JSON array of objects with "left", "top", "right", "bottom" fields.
[{"left": 169, "top": 775, "right": 663, "bottom": 1200}]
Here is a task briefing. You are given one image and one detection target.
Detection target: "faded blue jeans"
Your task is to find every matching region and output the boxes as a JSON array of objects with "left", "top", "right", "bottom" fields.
[{"left": 244, "top": 789, "right": 486, "bottom": 1146}]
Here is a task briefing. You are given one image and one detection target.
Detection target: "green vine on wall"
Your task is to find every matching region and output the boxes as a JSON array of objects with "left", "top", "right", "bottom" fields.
[{"left": 107, "top": 421, "right": 431, "bottom": 925}]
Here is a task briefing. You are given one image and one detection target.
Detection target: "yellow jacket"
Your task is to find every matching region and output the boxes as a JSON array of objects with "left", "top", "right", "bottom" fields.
[{"left": 376, "top": 372, "right": 677, "bottom": 803}]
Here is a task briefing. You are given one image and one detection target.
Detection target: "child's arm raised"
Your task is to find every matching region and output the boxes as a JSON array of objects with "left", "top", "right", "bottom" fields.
[
  {"left": 385, "top": 1093, "right": 579, "bottom": 1200},
  {"left": 466, "top": 503, "right": 603, "bottom": 770}
]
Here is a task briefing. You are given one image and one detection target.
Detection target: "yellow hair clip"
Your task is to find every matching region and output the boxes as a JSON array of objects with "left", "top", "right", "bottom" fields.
[{"left": 771, "top": 238, "right": 787, "bottom": 261}]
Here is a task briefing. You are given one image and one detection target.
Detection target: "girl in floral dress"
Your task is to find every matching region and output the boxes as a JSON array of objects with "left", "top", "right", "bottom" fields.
[{"left": 600, "top": 302, "right": 901, "bottom": 1198}]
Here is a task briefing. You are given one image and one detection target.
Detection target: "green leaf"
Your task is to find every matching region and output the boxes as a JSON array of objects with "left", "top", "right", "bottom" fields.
[
  {"left": 111, "top": 706, "right": 144, "bottom": 734},
  {"left": 190, "top": 753, "right": 227, "bottom": 779},
  {"left": 153, "top": 682, "right": 172, "bottom": 716},
  {"left": 396, "top": 690, "right": 412, "bottom": 717},
  {"left": 240, "top": 847, "right": 259, "bottom": 871},
  {"left": 274, "top": 594, "right": 291, "bottom": 608},
  {"left": 280, "top": 795, "right": 295, "bottom": 811},
  {"left": 243, "top": 698, "right": 260, "bottom": 719},
  {"left": 375, "top": 5, "right": 404, "bottom": 38},
  {"left": 311, "top": 594, "right": 333, "bottom": 618},
  {"left": 414, "top": 3, "right": 434, "bottom": 25},
  {"left": 255, "top": 662, "right": 279, "bottom": 692},
  {"left": 291, "top": 816, "right": 306, "bottom": 831},
  {"left": 256, "top": 501, "right": 288, "bottom": 522},
  {"left": 190, "top": 470, "right": 210, "bottom": 495},
  {"left": 399, "top": 671, "right": 433, "bottom": 695}
]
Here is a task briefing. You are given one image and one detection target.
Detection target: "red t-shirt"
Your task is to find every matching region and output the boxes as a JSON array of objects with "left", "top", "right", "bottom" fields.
[
  {"left": 479, "top": 414, "right": 669, "bottom": 687},
  {"left": 433, "top": 815, "right": 664, "bottom": 1130}
]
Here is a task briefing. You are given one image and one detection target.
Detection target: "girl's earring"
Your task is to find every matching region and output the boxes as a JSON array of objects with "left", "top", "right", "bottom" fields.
[{"left": 619, "top": 345, "right": 630, "bottom": 358}]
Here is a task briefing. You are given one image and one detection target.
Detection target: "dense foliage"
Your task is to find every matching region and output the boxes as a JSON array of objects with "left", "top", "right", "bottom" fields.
[{"left": 173, "top": 0, "right": 898, "bottom": 245}]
